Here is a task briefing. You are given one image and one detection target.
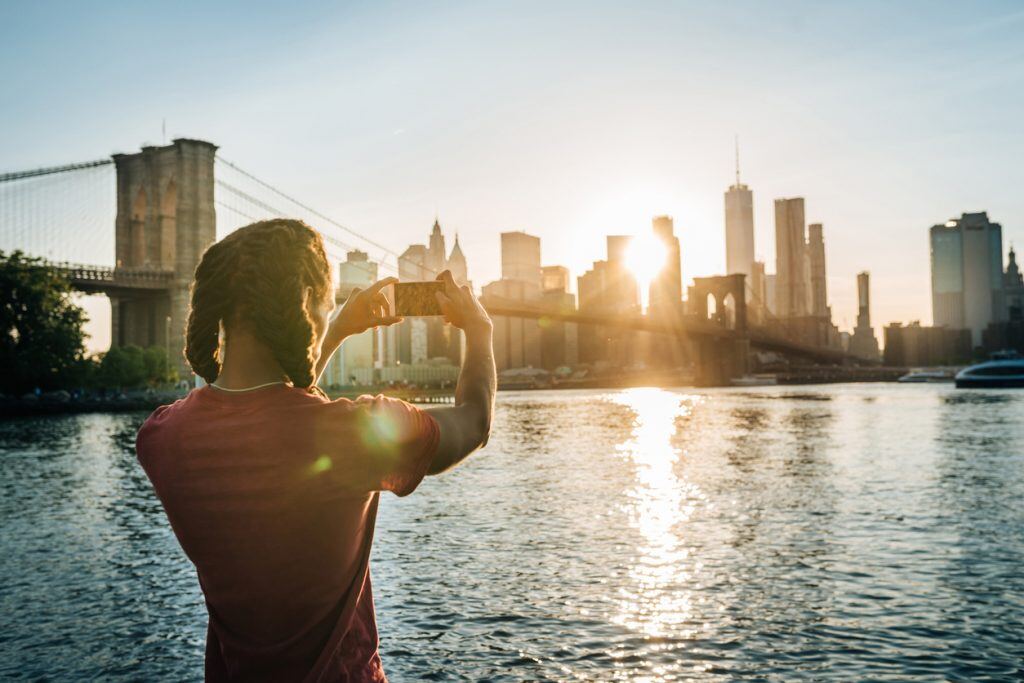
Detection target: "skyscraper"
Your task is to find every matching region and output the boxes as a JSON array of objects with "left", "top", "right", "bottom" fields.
[
  {"left": 321, "top": 250, "right": 380, "bottom": 387},
  {"left": 481, "top": 231, "right": 544, "bottom": 371},
  {"left": 605, "top": 235, "right": 640, "bottom": 314},
  {"left": 774, "top": 197, "right": 811, "bottom": 318},
  {"left": 540, "top": 265, "right": 578, "bottom": 369},
  {"left": 542, "top": 265, "right": 570, "bottom": 293},
  {"left": 501, "top": 231, "right": 542, "bottom": 287},
  {"left": 649, "top": 215, "right": 682, "bottom": 310},
  {"left": 724, "top": 146, "right": 755, "bottom": 281},
  {"left": 930, "top": 212, "right": 1004, "bottom": 345},
  {"left": 1005, "top": 247, "right": 1024, "bottom": 320},
  {"left": 849, "top": 271, "right": 879, "bottom": 361},
  {"left": 807, "top": 223, "right": 828, "bottom": 317}
]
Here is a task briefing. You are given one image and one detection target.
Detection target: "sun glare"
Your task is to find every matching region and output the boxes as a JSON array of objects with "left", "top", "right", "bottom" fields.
[{"left": 624, "top": 233, "right": 667, "bottom": 308}]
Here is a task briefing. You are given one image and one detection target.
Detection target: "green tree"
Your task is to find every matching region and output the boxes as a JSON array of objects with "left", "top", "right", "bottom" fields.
[
  {"left": 0, "top": 251, "right": 89, "bottom": 394},
  {"left": 97, "top": 345, "right": 147, "bottom": 389},
  {"left": 143, "top": 345, "right": 178, "bottom": 386}
]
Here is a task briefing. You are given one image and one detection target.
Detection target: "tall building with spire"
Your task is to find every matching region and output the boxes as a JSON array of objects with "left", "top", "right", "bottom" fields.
[
  {"left": 447, "top": 234, "right": 467, "bottom": 284},
  {"left": 426, "top": 219, "right": 447, "bottom": 273},
  {"left": 1005, "top": 246, "right": 1024, "bottom": 320},
  {"left": 724, "top": 141, "right": 755, "bottom": 282},
  {"left": 393, "top": 218, "right": 469, "bottom": 366}
]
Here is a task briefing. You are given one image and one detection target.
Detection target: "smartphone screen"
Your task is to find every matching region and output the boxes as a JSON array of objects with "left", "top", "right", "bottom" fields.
[{"left": 394, "top": 281, "right": 445, "bottom": 316}]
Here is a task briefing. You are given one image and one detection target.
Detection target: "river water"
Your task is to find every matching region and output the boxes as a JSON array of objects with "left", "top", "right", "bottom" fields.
[{"left": 1, "top": 385, "right": 1022, "bottom": 681}]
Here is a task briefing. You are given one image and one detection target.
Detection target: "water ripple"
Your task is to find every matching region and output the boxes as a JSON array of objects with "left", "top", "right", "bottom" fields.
[{"left": 2, "top": 385, "right": 1023, "bottom": 680}]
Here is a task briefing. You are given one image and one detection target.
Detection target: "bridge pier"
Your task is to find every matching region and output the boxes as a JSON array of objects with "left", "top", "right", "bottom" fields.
[
  {"left": 693, "top": 336, "right": 749, "bottom": 386},
  {"left": 111, "top": 293, "right": 173, "bottom": 349}
]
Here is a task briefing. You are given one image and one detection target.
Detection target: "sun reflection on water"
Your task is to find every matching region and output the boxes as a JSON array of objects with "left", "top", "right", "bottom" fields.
[{"left": 611, "top": 387, "right": 706, "bottom": 640}]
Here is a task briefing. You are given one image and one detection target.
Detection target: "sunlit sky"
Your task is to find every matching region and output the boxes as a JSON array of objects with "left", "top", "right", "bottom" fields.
[{"left": 3, "top": 1, "right": 1023, "bottom": 351}]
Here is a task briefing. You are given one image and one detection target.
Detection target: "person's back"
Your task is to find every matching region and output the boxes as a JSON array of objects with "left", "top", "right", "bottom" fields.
[{"left": 135, "top": 220, "right": 495, "bottom": 682}]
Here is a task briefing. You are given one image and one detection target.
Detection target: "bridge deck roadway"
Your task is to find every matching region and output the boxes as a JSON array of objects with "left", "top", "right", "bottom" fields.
[
  {"left": 481, "top": 303, "right": 848, "bottom": 364},
  {"left": 54, "top": 263, "right": 176, "bottom": 295},
  {"left": 52, "top": 260, "right": 849, "bottom": 364}
]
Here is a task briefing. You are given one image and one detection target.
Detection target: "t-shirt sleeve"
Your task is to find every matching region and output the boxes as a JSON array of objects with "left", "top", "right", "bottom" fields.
[{"left": 316, "top": 394, "right": 440, "bottom": 497}]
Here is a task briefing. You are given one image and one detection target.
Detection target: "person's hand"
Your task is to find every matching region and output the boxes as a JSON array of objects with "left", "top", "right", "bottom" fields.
[
  {"left": 435, "top": 270, "right": 492, "bottom": 337},
  {"left": 331, "top": 277, "right": 403, "bottom": 339}
]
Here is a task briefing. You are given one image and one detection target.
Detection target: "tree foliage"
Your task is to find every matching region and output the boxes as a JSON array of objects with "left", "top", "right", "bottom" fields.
[
  {"left": 94, "top": 345, "right": 178, "bottom": 389},
  {"left": 0, "top": 251, "right": 89, "bottom": 394},
  {"left": 0, "top": 252, "right": 180, "bottom": 394}
]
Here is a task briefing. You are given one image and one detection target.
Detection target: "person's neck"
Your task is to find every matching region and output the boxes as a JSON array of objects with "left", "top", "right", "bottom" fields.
[{"left": 215, "top": 327, "right": 289, "bottom": 390}]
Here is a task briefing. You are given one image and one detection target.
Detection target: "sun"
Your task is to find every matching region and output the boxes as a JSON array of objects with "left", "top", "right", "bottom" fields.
[{"left": 624, "top": 233, "right": 667, "bottom": 308}]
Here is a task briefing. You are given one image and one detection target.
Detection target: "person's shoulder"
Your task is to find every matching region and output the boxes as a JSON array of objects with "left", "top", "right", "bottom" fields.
[
  {"left": 136, "top": 390, "right": 201, "bottom": 462},
  {"left": 144, "top": 386, "right": 208, "bottom": 418}
]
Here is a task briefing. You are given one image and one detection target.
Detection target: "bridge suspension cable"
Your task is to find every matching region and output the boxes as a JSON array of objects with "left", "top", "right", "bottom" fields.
[
  {"left": 0, "top": 159, "right": 115, "bottom": 266},
  {"left": 213, "top": 157, "right": 432, "bottom": 278},
  {"left": 213, "top": 172, "right": 406, "bottom": 276},
  {"left": 0, "top": 158, "right": 113, "bottom": 184},
  {"left": 215, "top": 155, "right": 403, "bottom": 260}
]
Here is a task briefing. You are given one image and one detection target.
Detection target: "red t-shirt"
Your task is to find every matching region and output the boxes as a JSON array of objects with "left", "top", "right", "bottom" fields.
[{"left": 136, "top": 384, "right": 440, "bottom": 682}]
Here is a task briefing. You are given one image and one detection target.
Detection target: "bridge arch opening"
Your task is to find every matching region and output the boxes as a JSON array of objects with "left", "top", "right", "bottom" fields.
[
  {"left": 722, "top": 292, "right": 737, "bottom": 329},
  {"left": 160, "top": 180, "right": 176, "bottom": 269},
  {"left": 130, "top": 187, "right": 147, "bottom": 266},
  {"left": 706, "top": 292, "right": 717, "bottom": 321}
]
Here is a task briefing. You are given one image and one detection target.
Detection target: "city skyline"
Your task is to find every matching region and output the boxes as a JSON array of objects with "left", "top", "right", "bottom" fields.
[{"left": 3, "top": 1, "right": 1022, "bottom": 349}]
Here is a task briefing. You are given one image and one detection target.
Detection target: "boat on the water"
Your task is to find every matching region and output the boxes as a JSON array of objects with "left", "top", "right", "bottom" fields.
[
  {"left": 898, "top": 368, "right": 953, "bottom": 383},
  {"left": 954, "top": 351, "right": 1024, "bottom": 388}
]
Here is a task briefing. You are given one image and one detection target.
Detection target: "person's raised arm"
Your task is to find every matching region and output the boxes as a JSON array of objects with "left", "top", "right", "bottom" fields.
[
  {"left": 314, "top": 277, "right": 402, "bottom": 385},
  {"left": 425, "top": 270, "right": 496, "bottom": 475}
]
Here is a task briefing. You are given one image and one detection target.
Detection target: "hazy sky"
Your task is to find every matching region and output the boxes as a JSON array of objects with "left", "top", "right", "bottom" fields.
[{"left": 2, "top": 1, "right": 1023, "bottom": 350}]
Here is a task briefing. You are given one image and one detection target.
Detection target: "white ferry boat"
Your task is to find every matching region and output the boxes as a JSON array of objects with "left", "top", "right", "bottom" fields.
[{"left": 954, "top": 351, "right": 1024, "bottom": 389}]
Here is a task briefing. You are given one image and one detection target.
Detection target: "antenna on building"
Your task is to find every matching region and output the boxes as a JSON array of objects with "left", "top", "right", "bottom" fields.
[{"left": 734, "top": 134, "right": 741, "bottom": 186}]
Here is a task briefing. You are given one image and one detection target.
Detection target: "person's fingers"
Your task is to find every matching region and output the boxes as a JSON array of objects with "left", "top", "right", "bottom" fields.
[
  {"left": 435, "top": 291, "right": 455, "bottom": 319},
  {"left": 349, "top": 286, "right": 363, "bottom": 301},
  {"left": 379, "top": 316, "right": 403, "bottom": 326},
  {"left": 438, "top": 270, "right": 458, "bottom": 295},
  {"left": 372, "top": 291, "right": 392, "bottom": 315},
  {"left": 372, "top": 301, "right": 386, "bottom": 319},
  {"left": 365, "top": 277, "right": 399, "bottom": 297}
]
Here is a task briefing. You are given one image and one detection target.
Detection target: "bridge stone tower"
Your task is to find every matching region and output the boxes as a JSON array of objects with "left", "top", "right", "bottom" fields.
[
  {"left": 111, "top": 138, "right": 217, "bottom": 377},
  {"left": 690, "top": 273, "right": 750, "bottom": 386}
]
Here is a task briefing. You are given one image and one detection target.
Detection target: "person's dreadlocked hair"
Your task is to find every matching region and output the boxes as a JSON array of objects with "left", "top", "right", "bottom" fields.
[{"left": 185, "top": 219, "right": 333, "bottom": 390}]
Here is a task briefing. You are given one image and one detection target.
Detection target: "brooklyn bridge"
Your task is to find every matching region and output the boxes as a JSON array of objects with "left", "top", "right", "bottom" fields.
[{"left": 0, "top": 139, "right": 854, "bottom": 386}]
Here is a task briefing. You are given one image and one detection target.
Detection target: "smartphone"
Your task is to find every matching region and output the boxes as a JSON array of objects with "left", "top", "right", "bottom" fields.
[{"left": 393, "top": 281, "right": 445, "bottom": 316}]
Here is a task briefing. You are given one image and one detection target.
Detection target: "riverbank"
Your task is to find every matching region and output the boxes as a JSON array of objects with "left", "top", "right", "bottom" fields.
[
  {"left": 0, "top": 390, "right": 189, "bottom": 417},
  {"left": 2, "top": 367, "right": 917, "bottom": 417}
]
